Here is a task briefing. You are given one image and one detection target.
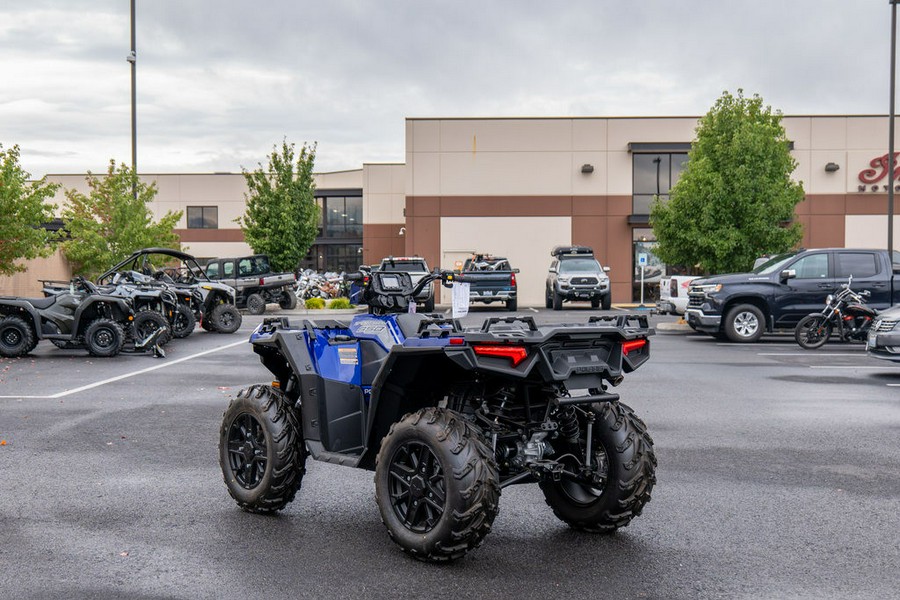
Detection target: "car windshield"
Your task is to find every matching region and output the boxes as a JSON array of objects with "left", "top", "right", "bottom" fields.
[
  {"left": 752, "top": 252, "right": 799, "bottom": 275},
  {"left": 559, "top": 259, "right": 601, "bottom": 273},
  {"left": 381, "top": 260, "right": 428, "bottom": 272}
]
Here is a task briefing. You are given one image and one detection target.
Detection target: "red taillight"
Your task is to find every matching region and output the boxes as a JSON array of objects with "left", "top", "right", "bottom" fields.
[
  {"left": 449, "top": 337, "right": 465, "bottom": 345},
  {"left": 473, "top": 344, "right": 528, "bottom": 366},
  {"left": 259, "top": 278, "right": 265, "bottom": 286},
  {"left": 622, "top": 339, "right": 647, "bottom": 356},
  {"left": 510, "top": 272, "right": 517, "bottom": 287}
]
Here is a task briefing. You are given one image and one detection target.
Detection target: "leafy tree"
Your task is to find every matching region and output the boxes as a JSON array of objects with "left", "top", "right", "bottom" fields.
[
  {"left": 60, "top": 160, "right": 182, "bottom": 278},
  {"left": 650, "top": 90, "right": 804, "bottom": 274},
  {"left": 0, "top": 144, "right": 60, "bottom": 276},
  {"left": 239, "top": 141, "right": 318, "bottom": 273}
]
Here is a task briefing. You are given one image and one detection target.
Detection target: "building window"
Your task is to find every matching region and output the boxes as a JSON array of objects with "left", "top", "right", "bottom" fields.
[
  {"left": 187, "top": 206, "right": 218, "bottom": 229},
  {"left": 321, "top": 196, "right": 363, "bottom": 238},
  {"left": 632, "top": 153, "right": 688, "bottom": 215}
]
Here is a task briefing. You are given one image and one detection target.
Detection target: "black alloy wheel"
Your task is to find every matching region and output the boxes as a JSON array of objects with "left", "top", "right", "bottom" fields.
[
  {"left": 84, "top": 318, "right": 125, "bottom": 358},
  {"left": 387, "top": 440, "right": 446, "bottom": 533},
  {"left": 226, "top": 412, "right": 268, "bottom": 489},
  {"left": 219, "top": 385, "right": 306, "bottom": 513}
]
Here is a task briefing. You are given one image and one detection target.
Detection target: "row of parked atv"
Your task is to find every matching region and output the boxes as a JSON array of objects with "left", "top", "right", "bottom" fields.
[{"left": 0, "top": 248, "right": 243, "bottom": 359}]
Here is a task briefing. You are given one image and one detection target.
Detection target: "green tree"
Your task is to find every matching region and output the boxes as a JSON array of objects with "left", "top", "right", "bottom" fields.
[
  {"left": 60, "top": 160, "right": 182, "bottom": 278},
  {"left": 239, "top": 140, "right": 318, "bottom": 273},
  {"left": 650, "top": 90, "right": 804, "bottom": 274},
  {"left": 0, "top": 144, "right": 60, "bottom": 276}
]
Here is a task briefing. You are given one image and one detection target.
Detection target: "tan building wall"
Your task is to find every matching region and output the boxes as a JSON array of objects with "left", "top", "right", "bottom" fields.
[
  {"left": 405, "top": 115, "right": 900, "bottom": 305},
  {"left": 0, "top": 249, "right": 72, "bottom": 297},
  {"left": 362, "top": 163, "right": 405, "bottom": 265}
]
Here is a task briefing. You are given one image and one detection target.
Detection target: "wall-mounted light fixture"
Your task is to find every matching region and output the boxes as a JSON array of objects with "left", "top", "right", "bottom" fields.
[
  {"left": 824, "top": 162, "right": 840, "bottom": 172},
  {"left": 581, "top": 164, "right": 594, "bottom": 174},
  {"left": 398, "top": 227, "right": 406, "bottom": 236}
]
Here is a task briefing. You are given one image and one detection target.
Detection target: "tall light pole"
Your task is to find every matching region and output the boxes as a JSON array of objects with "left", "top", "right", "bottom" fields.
[
  {"left": 127, "top": 0, "right": 137, "bottom": 199},
  {"left": 890, "top": 0, "right": 897, "bottom": 256}
]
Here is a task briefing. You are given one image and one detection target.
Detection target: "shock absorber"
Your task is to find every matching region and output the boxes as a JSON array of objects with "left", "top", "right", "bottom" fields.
[{"left": 556, "top": 404, "right": 581, "bottom": 443}]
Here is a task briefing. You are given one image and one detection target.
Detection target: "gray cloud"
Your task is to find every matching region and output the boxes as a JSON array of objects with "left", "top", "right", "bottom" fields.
[{"left": 0, "top": 0, "right": 893, "bottom": 177}]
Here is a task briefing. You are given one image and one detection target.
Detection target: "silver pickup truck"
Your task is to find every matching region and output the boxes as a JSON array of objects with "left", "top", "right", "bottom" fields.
[{"left": 204, "top": 254, "right": 297, "bottom": 315}]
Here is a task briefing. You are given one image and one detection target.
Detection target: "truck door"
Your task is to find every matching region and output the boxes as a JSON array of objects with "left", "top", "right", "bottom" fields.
[
  {"left": 772, "top": 252, "right": 834, "bottom": 329},
  {"left": 834, "top": 251, "right": 891, "bottom": 309}
]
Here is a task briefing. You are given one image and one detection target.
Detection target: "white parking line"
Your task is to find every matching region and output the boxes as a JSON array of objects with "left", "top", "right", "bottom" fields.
[
  {"left": 0, "top": 339, "right": 247, "bottom": 400},
  {"left": 758, "top": 353, "right": 865, "bottom": 357},
  {"left": 809, "top": 365, "right": 898, "bottom": 369},
  {"left": 528, "top": 308, "right": 539, "bottom": 313}
]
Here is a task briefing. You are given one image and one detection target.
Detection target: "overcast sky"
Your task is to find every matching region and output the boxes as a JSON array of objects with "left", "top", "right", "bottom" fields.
[{"left": 0, "top": 0, "right": 895, "bottom": 177}]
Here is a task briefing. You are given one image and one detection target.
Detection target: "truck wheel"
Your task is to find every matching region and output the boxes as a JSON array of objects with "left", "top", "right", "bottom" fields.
[
  {"left": 591, "top": 297, "right": 600, "bottom": 309},
  {"left": 552, "top": 292, "right": 563, "bottom": 311},
  {"left": 84, "top": 318, "right": 125, "bottom": 358},
  {"left": 133, "top": 310, "right": 171, "bottom": 347},
  {"left": 172, "top": 304, "right": 196, "bottom": 338},
  {"left": 724, "top": 304, "right": 765, "bottom": 343},
  {"left": 278, "top": 291, "right": 298, "bottom": 310},
  {"left": 375, "top": 408, "right": 500, "bottom": 562},
  {"left": 506, "top": 298, "right": 517, "bottom": 311},
  {"left": 211, "top": 304, "right": 242, "bottom": 333},
  {"left": 219, "top": 385, "right": 306, "bottom": 513},
  {"left": 0, "top": 315, "right": 37, "bottom": 357},
  {"left": 540, "top": 401, "right": 656, "bottom": 532},
  {"left": 795, "top": 315, "right": 832, "bottom": 349},
  {"left": 601, "top": 294, "right": 612, "bottom": 310},
  {"left": 545, "top": 288, "right": 552, "bottom": 309},
  {"left": 246, "top": 293, "right": 266, "bottom": 315}
]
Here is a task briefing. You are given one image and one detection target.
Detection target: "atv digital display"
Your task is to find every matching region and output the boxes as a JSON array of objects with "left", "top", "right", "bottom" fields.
[{"left": 380, "top": 275, "right": 402, "bottom": 290}]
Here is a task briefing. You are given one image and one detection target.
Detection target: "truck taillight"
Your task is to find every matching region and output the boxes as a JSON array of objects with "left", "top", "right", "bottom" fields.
[
  {"left": 511, "top": 272, "right": 517, "bottom": 287},
  {"left": 622, "top": 339, "right": 647, "bottom": 356},
  {"left": 473, "top": 345, "right": 527, "bottom": 366}
]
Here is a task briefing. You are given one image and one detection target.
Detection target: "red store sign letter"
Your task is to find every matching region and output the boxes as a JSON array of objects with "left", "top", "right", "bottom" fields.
[{"left": 859, "top": 152, "right": 900, "bottom": 183}]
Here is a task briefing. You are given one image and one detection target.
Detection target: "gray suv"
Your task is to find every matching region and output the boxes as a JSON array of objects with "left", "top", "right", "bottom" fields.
[{"left": 545, "top": 246, "right": 611, "bottom": 310}]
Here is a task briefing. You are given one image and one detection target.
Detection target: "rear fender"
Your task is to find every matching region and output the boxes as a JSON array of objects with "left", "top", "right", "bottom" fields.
[
  {"left": 0, "top": 301, "right": 41, "bottom": 338},
  {"left": 361, "top": 348, "right": 470, "bottom": 468}
]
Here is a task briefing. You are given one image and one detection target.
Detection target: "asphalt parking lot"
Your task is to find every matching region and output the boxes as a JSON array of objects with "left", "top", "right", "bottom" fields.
[{"left": 1, "top": 306, "right": 899, "bottom": 599}]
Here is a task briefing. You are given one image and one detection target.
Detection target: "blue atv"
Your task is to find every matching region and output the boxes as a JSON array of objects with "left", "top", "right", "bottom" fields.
[{"left": 219, "top": 269, "right": 656, "bottom": 562}]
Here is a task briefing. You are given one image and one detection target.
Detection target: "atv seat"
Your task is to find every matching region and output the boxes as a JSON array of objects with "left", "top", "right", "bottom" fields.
[
  {"left": 395, "top": 314, "right": 429, "bottom": 339},
  {"left": 28, "top": 295, "right": 58, "bottom": 310}
]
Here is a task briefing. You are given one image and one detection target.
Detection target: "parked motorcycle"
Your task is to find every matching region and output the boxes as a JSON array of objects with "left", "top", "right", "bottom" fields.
[{"left": 794, "top": 277, "right": 877, "bottom": 349}]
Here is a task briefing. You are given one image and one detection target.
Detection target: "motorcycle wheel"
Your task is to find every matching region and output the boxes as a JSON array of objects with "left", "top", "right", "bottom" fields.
[
  {"left": 84, "top": 318, "right": 126, "bottom": 358},
  {"left": 246, "top": 293, "right": 266, "bottom": 315},
  {"left": 795, "top": 315, "right": 832, "bottom": 350},
  {"left": 374, "top": 408, "right": 500, "bottom": 562},
  {"left": 0, "top": 315, "right": 37, "bottom": 358},
  {"left": 219, "top": 385, "right": 306, "bottom": 513},
  {"left": 210, "top": 304, "right": 242, "bottom": 334},
  {"left": 172, "top": 304, "right": 196, "bottom": 338},
  {"left": 540, "top": 401, "right": 656, "bottom": 533}
]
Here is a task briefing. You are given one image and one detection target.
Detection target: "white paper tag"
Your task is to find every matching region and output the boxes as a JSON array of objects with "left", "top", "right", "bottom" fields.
[{"left": 452, "top": 282, "right": 470, "bottom": 319}]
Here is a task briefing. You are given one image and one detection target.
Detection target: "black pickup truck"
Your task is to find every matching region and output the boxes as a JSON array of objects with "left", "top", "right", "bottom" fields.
[
  {"left": 457, "top": 254, "right": 519, "bottom": 311},
  {"left": 686, "top": 248, "right": 900, "bottom": 342}
]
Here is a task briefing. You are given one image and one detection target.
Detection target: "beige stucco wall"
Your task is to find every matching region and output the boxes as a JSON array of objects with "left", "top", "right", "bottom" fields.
[
  {"left": 0, "top": 249, "right": 72, "bottom": 297},
  {"left": 440, "top": 217, "right": 572, "bottom": 305},
  {"left": 844, "top": 215, "right": 900, "bottom": 250},
  {"left": 363, "top": 164, "right": 405, "bottom": 224}
]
